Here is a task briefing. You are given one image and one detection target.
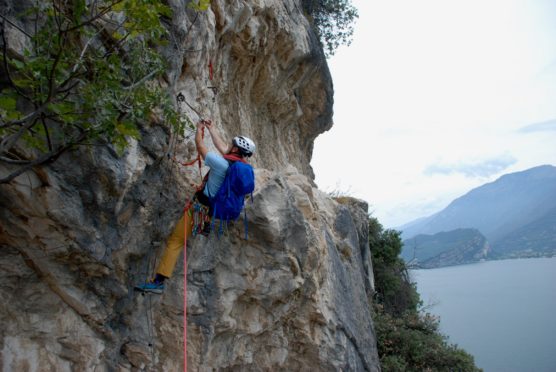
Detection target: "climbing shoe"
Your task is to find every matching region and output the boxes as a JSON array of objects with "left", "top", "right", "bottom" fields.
[{"left": 135, "top": 281, "right": 164, "bottom": 294}]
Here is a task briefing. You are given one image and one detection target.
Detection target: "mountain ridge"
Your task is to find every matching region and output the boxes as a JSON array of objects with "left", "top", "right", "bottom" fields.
[
  {"left": 399, "top": 164, "right": 556, "bottom": 264},
  {"left": 401, "top": 228, "right": 489, "bottom": 268}
]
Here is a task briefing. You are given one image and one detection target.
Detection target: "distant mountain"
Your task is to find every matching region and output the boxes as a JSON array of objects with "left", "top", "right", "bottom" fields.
[
  {"left": 491, "top": 206, "right": 556, "bottom": 258},
  {"left": 399, "top": 165, "right": 556, "bottom": 263},
  {"left": 401, "top": 228, "right": 488, "bottom": 269},
  {"left": 400, "top": 165, "right": 556, "bottom": 246}
]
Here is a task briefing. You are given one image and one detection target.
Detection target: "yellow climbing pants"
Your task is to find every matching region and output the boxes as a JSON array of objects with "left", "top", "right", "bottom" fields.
[{"left": 156, "top": 210, "right": 193, "bottom": 278}]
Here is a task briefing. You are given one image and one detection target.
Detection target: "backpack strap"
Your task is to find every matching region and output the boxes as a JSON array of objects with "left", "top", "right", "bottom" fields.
[{"left": 244, "top": 207, "right": 248, "bottom": 240}]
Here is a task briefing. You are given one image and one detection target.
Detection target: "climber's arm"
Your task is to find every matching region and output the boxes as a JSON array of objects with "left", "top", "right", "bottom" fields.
[
  {"left": 195, "top": 122, "right": 208, "bottom": 159},
  {"left": 204, "top": 120, "right": 230, "bottom": 155}
]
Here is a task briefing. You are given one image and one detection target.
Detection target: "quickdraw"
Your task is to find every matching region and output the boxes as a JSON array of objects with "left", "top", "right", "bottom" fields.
[
  {"left": 191, "top": 201, "right": 211, "bottom": 236},
  {"left": 173, "top": 92, "right": 210, "bottom": 184}
]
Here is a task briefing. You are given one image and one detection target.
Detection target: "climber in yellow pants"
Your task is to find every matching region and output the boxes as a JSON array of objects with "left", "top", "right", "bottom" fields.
[
  {"left": 156, "top": 211, "right": 193, "bottom": 278},
  {"left": 135, "top": 119, "right": 256, "bottom": 294}
]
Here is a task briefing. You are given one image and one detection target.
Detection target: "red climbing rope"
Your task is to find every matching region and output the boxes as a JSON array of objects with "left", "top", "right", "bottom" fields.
[
  {"left": 183, "top": 202, "right": 189, "bottom": 372},
  {"left": 175, "top": 59, "right": 216, "bottom": 370},
  {"left": 178, "top": 145, "right": 203, "bottom": 372},
  {"left": 175, "top": 123, "right": 207, "bottom": 372}
]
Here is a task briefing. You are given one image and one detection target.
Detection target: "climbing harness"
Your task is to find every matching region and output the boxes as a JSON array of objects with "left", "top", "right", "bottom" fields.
[{"left": 191, "top": 201, "right": 211, "bottom": 236}]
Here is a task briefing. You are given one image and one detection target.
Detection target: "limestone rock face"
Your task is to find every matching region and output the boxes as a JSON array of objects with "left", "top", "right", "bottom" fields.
[
  {"left": 0, "top": 1, "right": 379, "bottom": 371},
  {"left": 182, "top": 169, "right": 378, "bottom": 371},
  {"left": 167, "top": 0, "right": 333, "bottom": 179}
]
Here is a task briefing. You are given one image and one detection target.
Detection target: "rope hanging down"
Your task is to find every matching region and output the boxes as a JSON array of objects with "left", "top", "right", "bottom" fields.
[
  {"left": 179, "top": 168, "right": 210, "bottom": 372},
  {"left": 174, "top": 92, "right": 209, "bottom": 372},
  {"left": 174, "top": 58, "right": 218, "bottom": 372},
  {"left": 183, "top": 202, "right": 188, "bottom": 372}
]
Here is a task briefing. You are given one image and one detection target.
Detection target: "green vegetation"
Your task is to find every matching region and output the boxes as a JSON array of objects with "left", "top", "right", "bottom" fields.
[
  {"left": 188, "top": 0, "right": 211, "bottom": 11},
  {"left": 369, "top": 217, "right": 481, "bottom": 371},
  {"left": 0, "top": 0, "right": 193, "bottom": 183},
  {"left": 302, "top": 0, "right": 358, "bottom": 57}
]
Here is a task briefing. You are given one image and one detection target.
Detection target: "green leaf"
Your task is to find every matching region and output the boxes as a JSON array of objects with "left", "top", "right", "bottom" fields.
[
  {"left": 0, "top": 95, "right": 17, "bottom": 111},
  {"left": 73, "top": 0, "right": 87, "bottom": 24},
  {"left": 10, "top": 58, "right": 25, "bottom": 70},
  {"left": 188, "top": 0, "right": 211, "bottom": 11},
  {"left": 6, "top": 111, "right": 22, "bottom": 121},
  {"left": 112, "top": 2, "right": 126, "bottom": 12},
  {"left": 112, "top": 31, "right": 125, "bottom": 41},
  {"left": 115, "top": 121, "right": 140, "bottom": 138},
  {"left": 158, "top": 5, "right": 173, "bottom": 17},
  {"left": 11, "top": 78, "right": 33, "bottom": 88}
]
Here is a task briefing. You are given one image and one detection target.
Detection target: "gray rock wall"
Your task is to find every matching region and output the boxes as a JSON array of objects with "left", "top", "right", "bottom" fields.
[{"left": 0, "top": 1, "right": 379, "bottom": 370}]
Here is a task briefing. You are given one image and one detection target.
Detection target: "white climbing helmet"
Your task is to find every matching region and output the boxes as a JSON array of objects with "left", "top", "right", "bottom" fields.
[{"left": 232, "top": 136, "right": 256, "bottom": 157}]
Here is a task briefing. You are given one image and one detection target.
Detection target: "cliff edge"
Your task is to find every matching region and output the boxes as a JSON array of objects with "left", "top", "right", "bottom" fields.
[{"left": 0, "top": 1, "right": 379, "bottom": 370}]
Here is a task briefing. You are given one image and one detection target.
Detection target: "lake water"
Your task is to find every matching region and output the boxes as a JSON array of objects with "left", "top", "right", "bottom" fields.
[{"left": 412, "top": 257, "right": 556, "bottom": 372}]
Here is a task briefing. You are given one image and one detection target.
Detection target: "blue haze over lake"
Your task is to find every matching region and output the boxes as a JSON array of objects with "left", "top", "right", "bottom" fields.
[{"left": 413, "top": 257, "right": 556, "bottom": 372}]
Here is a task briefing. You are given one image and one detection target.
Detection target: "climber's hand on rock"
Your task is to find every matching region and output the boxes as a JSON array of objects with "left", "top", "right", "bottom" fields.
[{"left": 202, "top": 119, "right": 213, "bottom": 131}]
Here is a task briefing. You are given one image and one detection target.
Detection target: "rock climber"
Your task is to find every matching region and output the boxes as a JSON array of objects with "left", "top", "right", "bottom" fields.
[{"left": 136, "top": 119, "right": 256, "bottom": 293}]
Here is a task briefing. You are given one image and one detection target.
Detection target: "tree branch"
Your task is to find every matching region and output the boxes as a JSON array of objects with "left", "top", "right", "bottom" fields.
[
  {"left": 123, "top": 69, "right": 159, "bottom": 90},
  {"left": 1, "top": 103, "right": 50, "bottom": 127},
  {"left": 63, "top": 0, "right": 125, "bottom": 33},
  {"left": 0, "top": 131, "right": 88, "bottom": 184},
  {"left": 1, "top": 27, "right": 33, "bottom": 102},
  {"left": 53, "top": 24, "right": 105, "bottom": 91},
  {"left": 47, "top": 32, "right": 67, "bottom": 101},
  {"left": 40, "top": 115, "right": 53, "bottom": 151},
  {"left": 0, "top": 14, "right": 33, "bottom": 39},
  {"left": 0, "top": 104, "right": 49, "bottom": 154},
  {"left": 0, "top": 155, "right": 30, "bottom": 164},
  {"left": 51, "top": 0, "right": 63, "bottom": 31}
]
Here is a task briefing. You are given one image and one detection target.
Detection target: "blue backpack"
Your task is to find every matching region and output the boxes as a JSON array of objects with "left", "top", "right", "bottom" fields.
[{"left": 209, "top": 159, "right": 255, "bottom": 223}]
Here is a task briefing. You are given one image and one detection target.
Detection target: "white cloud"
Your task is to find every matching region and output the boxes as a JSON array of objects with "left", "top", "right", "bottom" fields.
[
  {"left": 518, "top": 119, "right": 556, "bottom": 133},
  {"left": 423, "top": 155, "right": 517, "bottom": 178},
  {"left": 312, "top": 0, "right": 556, "bottom": 228}
]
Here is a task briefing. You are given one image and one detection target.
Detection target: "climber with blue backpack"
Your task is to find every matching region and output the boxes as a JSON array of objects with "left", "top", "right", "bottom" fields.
[{"left": 135, "top": 119, "right": 256, "bottom": 294}]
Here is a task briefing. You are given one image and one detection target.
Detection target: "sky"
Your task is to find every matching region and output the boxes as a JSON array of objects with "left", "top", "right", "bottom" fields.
[{"left": 311, "top": 0, "right": 556, "bottom": 228}]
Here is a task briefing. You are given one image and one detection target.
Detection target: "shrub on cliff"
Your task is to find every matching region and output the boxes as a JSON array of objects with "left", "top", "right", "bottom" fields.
[
  {"left": 370, "top": 218, "right": 420, "bottom": 316},
  {"left": 0, "top": 0, "right": 187, "bottom": 183},
  {"left": 301, "top": 0, "right": 358, "bottom": 57},
  {"left": 369, "top": 217, "right": 482, "bottom": 372},
  {"left": 373, "top": 307, "right": 480, "bottom": 372}
]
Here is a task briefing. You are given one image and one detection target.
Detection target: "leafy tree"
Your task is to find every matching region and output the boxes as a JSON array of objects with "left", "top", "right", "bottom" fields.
[
  {"left": 369, "top": 217, "right": 482, "bottom": 371},
  {"left": 302, "top": 0, "right": 358, "bottom": 57},
  {"left": 0, "top": 0, "right": 191, "bottom": 183}
]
